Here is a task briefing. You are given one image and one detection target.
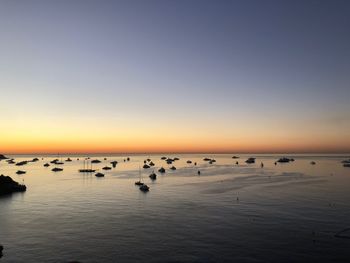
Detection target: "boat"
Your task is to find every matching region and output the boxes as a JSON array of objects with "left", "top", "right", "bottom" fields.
[
  {"left": 95, "top": 172, "right": 105, "bottom": 177},
  {"left": 43, "top": 163, "right": 50, "bottom": 167},
  {"left": 50, "top": 159, "right": 59, "bottom": 164},
  {"left": 65, "top": 158, "right": 72, "bottom": 162},
  {"left": 52, "top": 167, "right": 63, "bottom": 172},
  {"left": 16, "top": 170, "right": 26, "bottom": 175},
  {"left": 174, "top": 157, "right": 179, "bottom": 161},
  {"left": 15, "top": 161, "right": 28, "bottom": 166},
  {"left": 166, "top": 158, "right": 173, "bottom": 164},
  {"left": 170, "top": 166, "right": 176, "bottom": 170},
  {"left": 187, "top": 160, "right": 192, "bottom": 164},
  {"left": 245, "top": 158, "right": 256, "bottom": 164},
  {"left": 79, "top": 169, "right": 96, "bottom": 172},
  {"left": 143, "top": 164, "right": 150, "bottom": 169},
  {"left": 161, "top": 157, "right": 167, "bottom": 160},
  {"left": 232, "top": 156, "right": 239, "bottom": 159},
  {"left": 158, "top": 167, "right": 166, "bottom": 173},
  {"left": 203, "top": 158, "right": 211, "bottom": 161},
  {"left": 78, "top": 160, "right": 96, "bottom": 173},
  {"left": 135, "top": 166, "right": 144, "bottom": 185},
  {"left": 91, "top": 159, "right": 101, "bottom": 164},
  {"left": 149, "top": 161, "right": 155, "bottom": 166},
  {"left": 110, "top": 161, "right": 118, "bottom": 168},
  {"left": 139, "top": 184, "right": 150, "bottom": 192},
  {"left": 102, "top": 166, "right": 112, "bottom": 170},
  {"left": 277, "top": 157, "right": 291, "bottom": 163},
  {"left": 310, "top": 161, "right": 316, "bottom": 165},
  {"left": 149, "top": 172, "right": 157, "bottom": 180},
  {"left": 7, "top": 160, "right": 16, "bottom": 164},
  {"left": 344, "top": 164, "right": 350, "bottom": 167}
]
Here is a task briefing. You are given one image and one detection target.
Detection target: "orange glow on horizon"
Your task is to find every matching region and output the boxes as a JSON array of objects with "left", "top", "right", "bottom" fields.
[
  {"left": 2, "top": 136, "right": 349, "bottom": 155},
  {"left": 1, "top": 113, "right": 349, "bottom": 155}
]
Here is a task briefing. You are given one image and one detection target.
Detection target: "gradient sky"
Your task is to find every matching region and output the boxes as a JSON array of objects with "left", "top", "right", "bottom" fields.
[{"left": 0, "top": 0, "right": 349, "bottom": 154}]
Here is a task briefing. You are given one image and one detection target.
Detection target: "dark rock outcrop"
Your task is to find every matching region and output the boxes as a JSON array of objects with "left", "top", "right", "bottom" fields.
[
  {"left": 0, "top": 174, "right": 27, "bottom": 195},
  {"left": 0, "top": 154, "right": 9, "bottom": 160}
]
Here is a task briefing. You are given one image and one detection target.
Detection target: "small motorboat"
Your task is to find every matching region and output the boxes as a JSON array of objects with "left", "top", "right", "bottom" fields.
[
  {"left": 52, "top": 167, "right": 63, "bottom": 172},
  {"left": 110, "top": 161, "right": 118, "bottom": 168},
  {"left": 91, "top": 159, "right": 101, "bottom": 164},
  {"left": 170, "top": 166, "right": 176, "bottom": 170},
  {"left": 149, "top": 172, "right": 157, "bottom": 180},
  {"left": 43, "top": 163, "right": 50, "bottom": 167},
  {"left": 15, "top": 161, "right": 28, "bottom": 166},
  {"left": 187, "top": 160, "right": 192, "bottom": 164},
  {"left": 158, "top": 167, "right": 166, "bottom": 173},
  {"left": 143, "top": 164, "right": 150, "bottom": 169},
  {"left": 16, "top": 170, "right": 26, "bottom": 175},
  {"left": 277, "top": 157, "right": 291, "bottom": 163},
  {"left": 102, "top": 166, "right": 112, "bottom": 170},
  {"left": 245, "top": 158, "right": 256, "bottom": 164},
  {"left": 95, "top": 172, "right": 105, "bottom": 177},
  {"left": 310, "top": 161, "right": 316, "bottom": 165},
  {"left": 139, "top": 184, "right": 150, "bottom": 192}
]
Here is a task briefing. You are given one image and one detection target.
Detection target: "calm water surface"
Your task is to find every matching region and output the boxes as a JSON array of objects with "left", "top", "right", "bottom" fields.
[{"left": 1, "top": 154, "right": 350, "bottom": 262}]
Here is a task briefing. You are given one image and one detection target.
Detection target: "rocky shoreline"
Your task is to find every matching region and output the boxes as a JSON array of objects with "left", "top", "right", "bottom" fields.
[{"left": 0, "top": 175, "right": 27, "bottom": 196}]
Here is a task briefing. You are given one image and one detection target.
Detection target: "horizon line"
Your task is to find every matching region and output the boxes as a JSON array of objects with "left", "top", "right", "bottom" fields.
[{"left": 3, "top": 151, "right": 350, "bottom": 156}]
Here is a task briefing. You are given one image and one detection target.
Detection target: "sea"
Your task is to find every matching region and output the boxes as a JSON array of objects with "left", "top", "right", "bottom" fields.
[{"left": 0, "top": 154, "right": 350, "bottom": 262}]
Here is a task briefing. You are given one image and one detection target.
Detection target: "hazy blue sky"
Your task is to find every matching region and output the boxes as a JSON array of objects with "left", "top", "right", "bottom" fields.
[{"left": 0, "top": 0, "right": 349, "bottom": 153}]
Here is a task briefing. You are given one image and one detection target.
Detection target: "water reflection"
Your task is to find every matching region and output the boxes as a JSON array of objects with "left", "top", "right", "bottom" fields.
[{"left": 0, "top": 154, "right": 349, "bottom": 262}]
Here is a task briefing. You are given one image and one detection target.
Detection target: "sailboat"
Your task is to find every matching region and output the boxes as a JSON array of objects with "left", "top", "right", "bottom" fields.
[
  {"left": 79, "top": 159, "right": 96, "bottom": 173},
  {"left": 135, "top": 165, "right": 144, "bottom": 186},
  {"left": 135, "top": 165, "right": 150, "bottom": 192}
]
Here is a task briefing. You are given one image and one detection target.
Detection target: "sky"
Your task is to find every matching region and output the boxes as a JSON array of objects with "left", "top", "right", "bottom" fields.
[{"left": 0, "top": 0, "right": 349, "bottom": 154}]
